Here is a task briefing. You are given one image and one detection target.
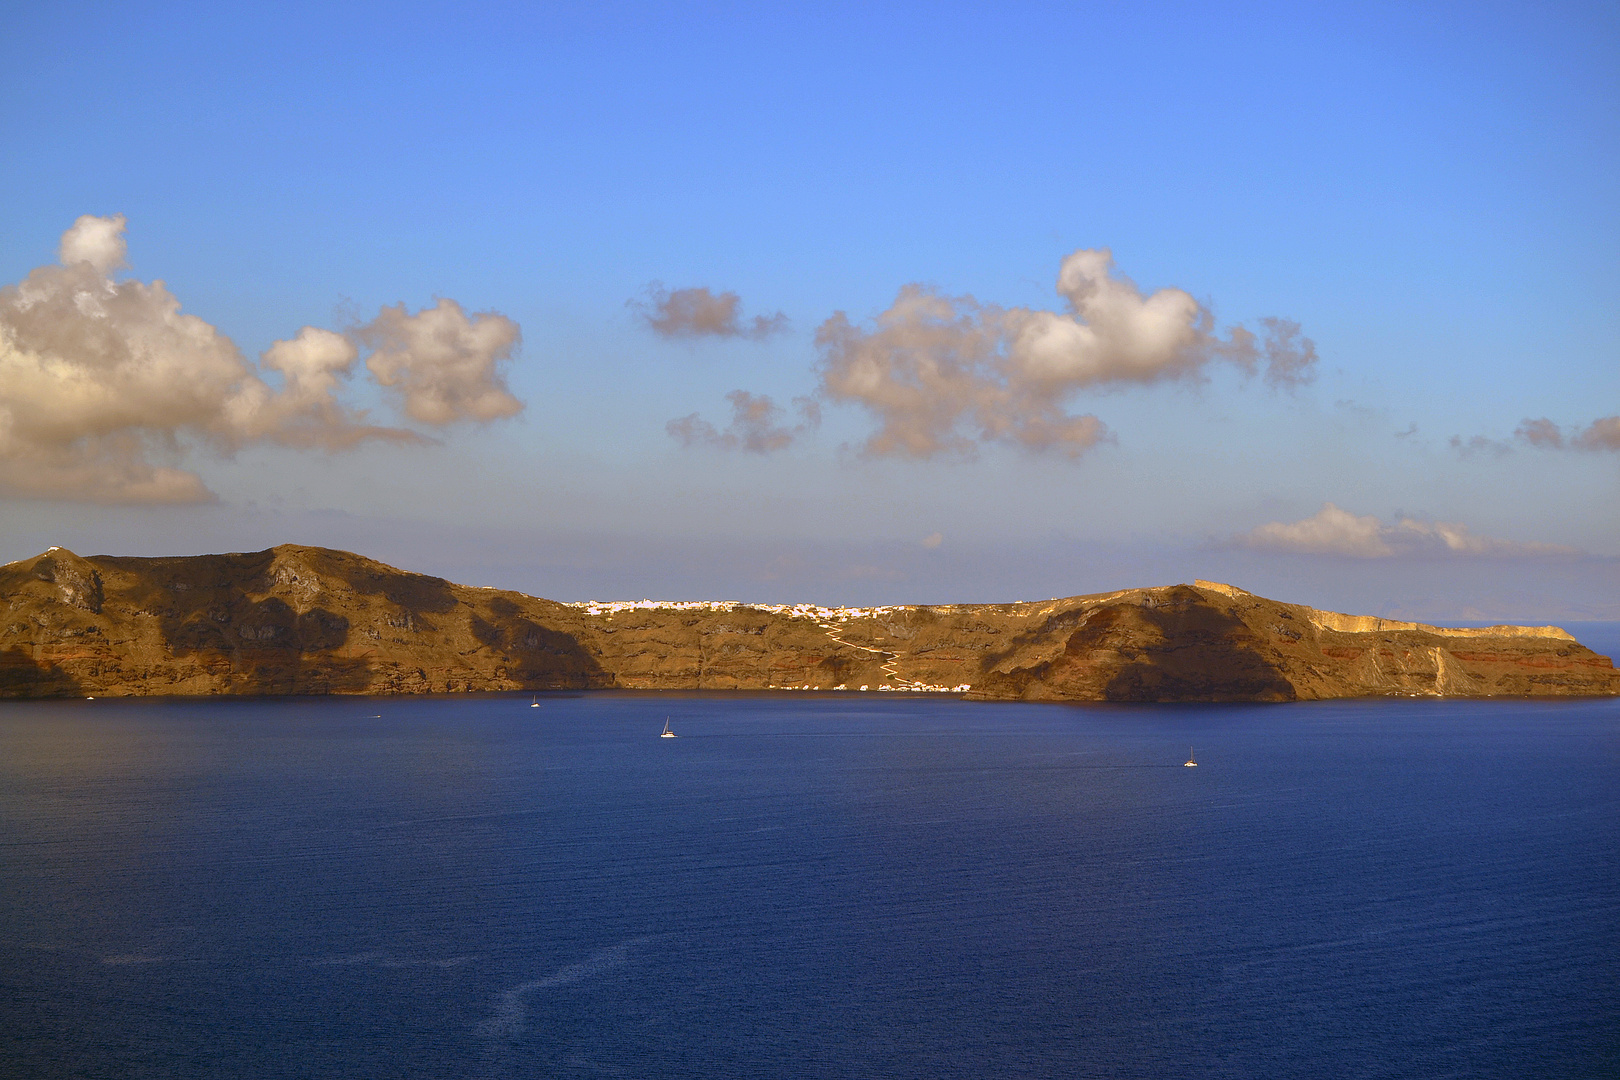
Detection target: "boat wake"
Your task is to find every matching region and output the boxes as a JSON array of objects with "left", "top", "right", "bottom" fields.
[{"left": 477, "top": 935, "right": 659, "bottom": 1075}]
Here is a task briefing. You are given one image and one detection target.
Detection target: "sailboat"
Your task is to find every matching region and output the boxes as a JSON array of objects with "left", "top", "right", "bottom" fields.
[
  {"left": 660, "top": 717, "right": 677, "bottom": 738},
  {"left": 530, "top": 694, "right": 541, "bottom": 708},
  {"left": 1184, "top": 747, "right": 1197, "bottom": 767}
]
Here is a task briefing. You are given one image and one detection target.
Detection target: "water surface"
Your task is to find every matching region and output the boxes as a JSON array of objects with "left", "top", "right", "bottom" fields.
[{"left": 2, "top": 693, "right": 1616, "bottom": 1078}]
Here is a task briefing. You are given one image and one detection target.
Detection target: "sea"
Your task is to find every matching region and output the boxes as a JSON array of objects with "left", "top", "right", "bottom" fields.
[{"left": 2, "top": 687, "right": 1618, "bottom": 1079}]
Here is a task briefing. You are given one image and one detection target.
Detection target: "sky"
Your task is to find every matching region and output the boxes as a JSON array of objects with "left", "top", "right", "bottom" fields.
[{"left": 2, "top": 0, "right": 1617, "bottom": 621}]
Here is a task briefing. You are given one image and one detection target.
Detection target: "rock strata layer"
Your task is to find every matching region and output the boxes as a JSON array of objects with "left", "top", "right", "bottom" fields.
[{"left": 3, "top": 546, "right": 1616, "bottom": 701}]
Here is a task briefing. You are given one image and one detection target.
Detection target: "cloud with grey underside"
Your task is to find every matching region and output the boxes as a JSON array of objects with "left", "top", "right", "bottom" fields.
[
  {"left": 1512, "top": 416, "right": 1620, "bottom": 451},
  {"left": 633, "top": 284, "right": 788, "bottom": 340},
  {"left": 0, "top": 214, "right": 524, "bottom": 503},
  {"left": 1450, "top": 416, "right": 1620, "bottom": 456},
  {"left": 668, "top": 249, "right": 1317, "bottom": 458},
  {"left": 667, "top": 391, "right": 820, "bottom": 453},
  {"left": 1238, "top": 503, "right": 1578, "bottom": 558}
]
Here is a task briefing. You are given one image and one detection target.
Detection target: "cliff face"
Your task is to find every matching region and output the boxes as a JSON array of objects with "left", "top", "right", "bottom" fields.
[
  {"left": 2, "top": 546, "right": 1616, "bottom": 701},
  {"left": 0, "top": 546, "right": 609, "bottom": 698},
  {"left": 967, "top": 581, "right": 1619, "bottom": 701}
]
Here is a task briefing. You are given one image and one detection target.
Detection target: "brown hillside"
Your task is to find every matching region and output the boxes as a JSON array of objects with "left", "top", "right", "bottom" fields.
[{"left": 2, "top": 546, "right": 1615, "bottom": 701}]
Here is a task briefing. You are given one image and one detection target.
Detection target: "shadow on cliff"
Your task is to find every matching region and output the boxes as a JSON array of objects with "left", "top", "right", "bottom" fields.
[
  {"left": 0, "top": 646, "right": 85, "bottom": 698},
  {"left": 110, "top": 549, "right": 378, "bottom": 694},
  {"left": 472, "top": 597, "right": 610, "bottom": 688},
  {"left": 979, "top": 588, "right": 1297, "bottom": 702},
  {"left": 161, "top": 596, "right": 374, "bottom": 694},
  {"left": 814, "top": 652, "right": 857, "bottom": 686},
  {"left": 113, "top": 547, "right": 604, "bottom": 692},
  {"left": 323, "top": 551, "right": 605, "bottom": 688}
]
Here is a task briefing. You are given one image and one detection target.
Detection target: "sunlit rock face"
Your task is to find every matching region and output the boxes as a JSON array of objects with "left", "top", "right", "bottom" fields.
[
  {"left": 1, "top": 547, "right": 1616, "bottom": 700},
  {"left": 967, "top": 582, "right": 1617, "bottom": 702}
]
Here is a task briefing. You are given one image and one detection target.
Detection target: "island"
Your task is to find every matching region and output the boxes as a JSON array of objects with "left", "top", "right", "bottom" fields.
[{"left": 3, "top": 545, "right": 1616, "bottom": 701}]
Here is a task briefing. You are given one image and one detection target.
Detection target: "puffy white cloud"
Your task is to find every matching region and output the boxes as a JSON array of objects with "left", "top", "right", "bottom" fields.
[
  {"left": 359, "top": 299, "right": 523, "bottom": 424},
  {"left": 1245, "top": 503, "right": 1393, "bottom": 557},
  {"left": 667, "top": 391, "right": 819, "bottom": 453},
  {"left": 58, "top": 213, "right": 129, "bottom": 274},
  {"left": 634, "top": 284, "right": 787, "bottom": 340},
  {"left": 0, "top": 215, "right": 522, "bottom": 503},
  {"left": 1, "top": 220, "right": 270, "bottom": 502},
  {"left": 812, "top": 249, "right": 1315, "bottom": 459},
  {"left": 815, "top": 285, "right": 1110, "bottom": 459},
  {"left": 1241, "top": 503, "right": 1577, "bottom": 558},
  {"left": 229, "top": 327, "right": 423, "bottom": 451}
]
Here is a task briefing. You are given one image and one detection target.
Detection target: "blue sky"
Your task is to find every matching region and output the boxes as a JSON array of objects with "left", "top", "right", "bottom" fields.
[{"left": 2, "top": 1, "right": 1616, "bottom": 620}]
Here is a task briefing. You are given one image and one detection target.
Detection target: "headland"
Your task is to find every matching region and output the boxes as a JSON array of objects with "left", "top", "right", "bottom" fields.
[{"left": 3, "top": 545, "right": 1616, "bottom": 701}]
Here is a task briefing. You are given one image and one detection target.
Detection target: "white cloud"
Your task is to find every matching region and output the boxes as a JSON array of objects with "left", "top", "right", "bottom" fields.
[
  {"left": 1246, "top": 503, "right": 1392, "bottom": 557},
  {"left": 1511, "top": 415, "right": 1620, "bottom": 452},
  {"left": 0, "top": 215, "right": 523, "bottom": 503},
  {"left": 1449, "top": 415, "right": 1620, "bottom": 456},
  {"left": 812, "top": 249, "right": 1316, "bottom": 459},
  {"left": 1241, "top": 503, "right": 1578, "bottom": 558},
  {"left": 230, "top": 327, "right": 422, "bottom": 451},
  {"left": 667, "top": 391, "right": 819, "bottom": 453},
  {"left": 633, "top": 284, "right": 787, "bottom": 340},
  {"left": 359, "top": 299, "right": 523, "bottom": 425},
  {"left": 58, "top": 213, "right": 129, "bottom": 274}
]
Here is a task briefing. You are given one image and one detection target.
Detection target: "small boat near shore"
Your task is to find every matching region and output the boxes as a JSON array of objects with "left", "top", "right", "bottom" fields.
[{"left": 661, "top": 718, "right": 677, "bottom": 738}]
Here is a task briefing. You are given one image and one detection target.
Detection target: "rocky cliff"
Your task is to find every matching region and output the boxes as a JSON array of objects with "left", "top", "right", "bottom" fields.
[{"left": 3, "top": 545, "right": 1616, "bottom": 701}]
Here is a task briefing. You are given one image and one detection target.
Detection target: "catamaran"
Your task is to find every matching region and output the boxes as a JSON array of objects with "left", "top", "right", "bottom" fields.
[
  {"left": 661, "top": 718, "right": 677, "bottom": 738},
  {"left": 1184, "top": 747, "right": 1197, "bottom": 767},
  {"left": 530, "top": 695, "right": 541, "bottom": 708}
]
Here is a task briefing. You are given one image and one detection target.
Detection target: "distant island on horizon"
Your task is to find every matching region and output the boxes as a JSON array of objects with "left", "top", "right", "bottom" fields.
[{"left": 3, "top": 544, "right": 1617, "bottom": 702}]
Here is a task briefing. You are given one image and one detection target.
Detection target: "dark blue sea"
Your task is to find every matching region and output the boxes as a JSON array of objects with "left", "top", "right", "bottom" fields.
[{"left": 3, "top": 692, "right": 1617, "bottom": 1079}]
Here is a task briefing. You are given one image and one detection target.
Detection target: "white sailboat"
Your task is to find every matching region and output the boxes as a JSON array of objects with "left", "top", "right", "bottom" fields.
[
  {"left": 1184, "top": 747, "right": 1197, "bottom": 767},
  {"left": 530, "top": 694, "right": 541, "bottom": 708},
  {"left": 660, "top": 717, "right": 677, "bottom": 738}
]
